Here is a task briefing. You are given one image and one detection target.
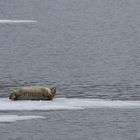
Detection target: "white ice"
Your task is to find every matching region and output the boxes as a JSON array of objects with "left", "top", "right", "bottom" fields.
[
  {"left": 0, "top": 115, "right": 45, "bottom": 123},
  {"left": 0, "top": 98, "right": 140, "bottom": 111},
  {"left": 0, "top": 20, "right": 37, "bottom": 23}
]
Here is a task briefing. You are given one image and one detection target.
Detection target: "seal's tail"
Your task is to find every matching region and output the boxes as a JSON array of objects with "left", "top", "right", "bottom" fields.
[
  {"left": 9, "top": 95, "right": 11, "bottom": 99},
  {"left": 9, "top": 92, "right": 17, "bottom": 100}
]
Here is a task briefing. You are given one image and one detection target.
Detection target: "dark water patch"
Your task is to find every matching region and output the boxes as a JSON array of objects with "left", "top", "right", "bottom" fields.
[{"left": 58, "top": 83, "right": 140, "bottom": 100}]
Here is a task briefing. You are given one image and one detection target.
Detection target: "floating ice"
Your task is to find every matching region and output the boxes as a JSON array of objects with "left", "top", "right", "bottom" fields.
[
  {"left": 0, "top": 115, "right": 45, "bottom": 123},
  {"left": 0, "top": 98, "right": 140, "bottom": 111},
  {"left": 0, "top": 20, "right": 37, "bottom": 23}
]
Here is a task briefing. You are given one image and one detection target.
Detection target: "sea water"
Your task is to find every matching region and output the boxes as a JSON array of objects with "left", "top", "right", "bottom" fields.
[{"left": 0, "top": 0, "right": 140, "bottom": 139}]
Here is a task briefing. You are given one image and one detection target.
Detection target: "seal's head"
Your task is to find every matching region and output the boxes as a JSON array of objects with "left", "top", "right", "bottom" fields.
[{"left": 50, "top": 87, "right": 56, "bottom": 97}]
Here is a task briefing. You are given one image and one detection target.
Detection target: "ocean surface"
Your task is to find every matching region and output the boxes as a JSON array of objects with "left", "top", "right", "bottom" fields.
[{"left": 0, "top": 0, "right": 140, "bottom": 139}]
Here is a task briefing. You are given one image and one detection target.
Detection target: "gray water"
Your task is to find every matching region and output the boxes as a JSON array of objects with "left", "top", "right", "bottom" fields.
[
  {"left": 0, "top": 109, "right": 140, "bottom": 140},
  {"left": 0, "top": 0, "right": 140, "bottom": 139}
]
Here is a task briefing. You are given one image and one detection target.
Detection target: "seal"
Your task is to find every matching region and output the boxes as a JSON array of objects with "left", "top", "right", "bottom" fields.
[{"left": 9, "top": 86, "right": 56, "bottom": 101}]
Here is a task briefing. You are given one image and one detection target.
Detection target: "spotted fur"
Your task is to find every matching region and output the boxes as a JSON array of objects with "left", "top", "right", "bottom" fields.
[{"left": 9, "top": 86, "right": 56, "bottom": 101}]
